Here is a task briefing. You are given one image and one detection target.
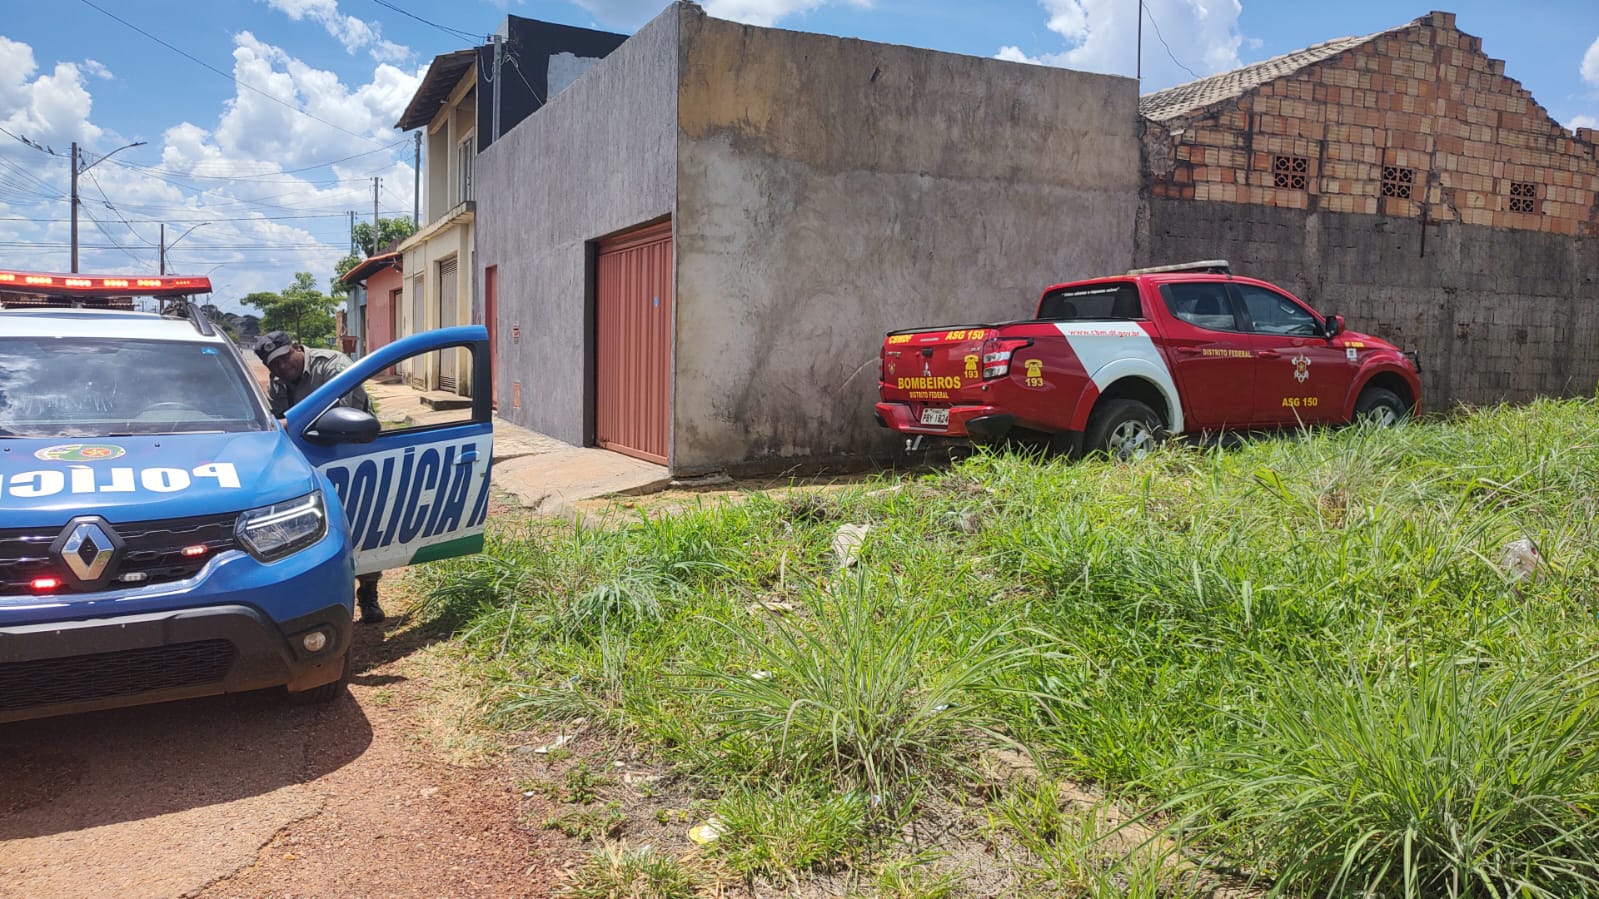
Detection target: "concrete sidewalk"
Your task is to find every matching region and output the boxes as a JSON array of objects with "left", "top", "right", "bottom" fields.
[{"left": 364, "top": 380, "right": 672, "bottom": 516}]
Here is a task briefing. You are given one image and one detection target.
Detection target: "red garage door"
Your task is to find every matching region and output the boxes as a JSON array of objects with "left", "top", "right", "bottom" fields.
[{"left": 595, "top": 220, "right": 672, "bottom": 464}]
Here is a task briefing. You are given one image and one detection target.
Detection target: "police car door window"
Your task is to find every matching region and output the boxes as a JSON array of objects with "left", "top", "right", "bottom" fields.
[
  {"left": 342, "top": 347, "right": 476, "bottom": 434},
  {"left": 1236, "top": 285, "right": 1319, "bottom": 336}
]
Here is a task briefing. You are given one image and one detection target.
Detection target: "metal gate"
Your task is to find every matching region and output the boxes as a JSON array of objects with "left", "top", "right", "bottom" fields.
[
  {"left": 437, "top": 258, "right": 458, "bottom": 392},
  {"left": 595, "top": 220, "right": 672, "bottom": 464}
]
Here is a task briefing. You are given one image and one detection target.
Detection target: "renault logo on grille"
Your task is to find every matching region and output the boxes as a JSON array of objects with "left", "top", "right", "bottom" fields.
[{"left": 50, "top": 517, "right": 124, "bottom": 587}]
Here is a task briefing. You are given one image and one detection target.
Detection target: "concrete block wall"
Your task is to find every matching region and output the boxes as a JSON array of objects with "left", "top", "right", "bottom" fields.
[
  {"left": 1141, "top": 11, "right": 1599, "bottom": 410},
  {"left": 1144, "top": 197, "right": 1599, "bottom": 409},
  {"left": 474, "top": 9, "right": 678, "bottom": 445},
  {"left": 1146, "top": 12, "right": 1599, "bottom": 238},
  {"left": 673, "top": 7, "right": 1141, "bottom": 473}
]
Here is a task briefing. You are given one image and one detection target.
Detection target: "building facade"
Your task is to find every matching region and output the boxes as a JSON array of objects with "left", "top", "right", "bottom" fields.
[
  {"left": 395, "top": 49, "right": 478, "bottom": 396},
  {"left": 477, "top": 2, "right": 1141, "bottom": 474},
  {"left": 339, "top": 251, "right": 402, "bottom": 360},
  {"left": 1140, "top": 11, "right": 1599, "bottom": 409}
]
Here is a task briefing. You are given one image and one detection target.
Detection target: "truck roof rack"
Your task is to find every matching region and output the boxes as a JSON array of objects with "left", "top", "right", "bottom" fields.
[{"left": 1126, "top": 259, "right": 1232, "bottom": 276}]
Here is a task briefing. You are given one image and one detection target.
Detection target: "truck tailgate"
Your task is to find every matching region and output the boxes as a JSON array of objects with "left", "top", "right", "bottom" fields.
[{"left": 880, "top": 327, "right": 996, "bottom": 406}]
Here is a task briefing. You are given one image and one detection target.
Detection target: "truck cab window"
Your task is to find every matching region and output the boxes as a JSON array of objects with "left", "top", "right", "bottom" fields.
[
  {"left": 1235, "top": 285, "right": 1320, "bottom": 335},
  {"left": 1161, "top": 283, "right": 1240, "bottom": 332}
]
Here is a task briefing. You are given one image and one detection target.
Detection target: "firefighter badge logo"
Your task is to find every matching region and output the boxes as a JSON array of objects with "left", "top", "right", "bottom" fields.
[{"left": 1291, "top": 353, "right": 1312, "bottom": 383}]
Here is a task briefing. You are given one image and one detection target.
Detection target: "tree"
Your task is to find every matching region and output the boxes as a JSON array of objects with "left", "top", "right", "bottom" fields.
[
  {"left": 332, "top": 217, "right": 416, "bottom": 298},
  {"left": 240, "top": 272, "right": 339, "bottom": 347}
]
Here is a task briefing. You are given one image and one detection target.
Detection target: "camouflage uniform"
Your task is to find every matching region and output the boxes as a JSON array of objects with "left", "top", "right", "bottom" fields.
[
  {"left": 263, "top": 344, "right": 385, "bottom": 623},
  {"left": 266, "top": 347, "right": 370, "bottom": 419}
]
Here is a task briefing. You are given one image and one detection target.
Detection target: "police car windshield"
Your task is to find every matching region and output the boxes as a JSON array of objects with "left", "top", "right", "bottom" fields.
[{"left": 0, "top": 337, "right": 271, "bottom": 438}]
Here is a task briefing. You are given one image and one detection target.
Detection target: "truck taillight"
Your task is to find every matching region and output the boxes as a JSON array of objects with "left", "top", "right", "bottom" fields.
[{"left": 980, "top": 337, "right": 1031, "bottom": 379}]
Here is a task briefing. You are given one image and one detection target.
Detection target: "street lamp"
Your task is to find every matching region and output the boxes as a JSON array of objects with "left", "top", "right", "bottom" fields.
[
  {"left": 70, "top": 139, "right": 147, "bottom": 273},
  {"left": 160, "top": 221, "right": 212, "bottom": 275}
]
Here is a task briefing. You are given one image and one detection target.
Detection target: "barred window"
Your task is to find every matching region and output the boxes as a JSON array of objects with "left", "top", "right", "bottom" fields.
[
  {"left": 1273, "top": 155, "right": 1308, "bottom": 190},
  {"left": 1381, "top": 166, "right": 1415, "bottom": 199},
  {"left": 1509, "top": 180, "right": 1539, "bottom": 214}
]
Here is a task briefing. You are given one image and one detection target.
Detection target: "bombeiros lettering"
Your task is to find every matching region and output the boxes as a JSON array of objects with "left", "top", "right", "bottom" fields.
[
  {"left": 0, "top": 463, "right": 241, "bottom": 499},
  {"left": 896, "top": 376, "right": 962, "bottom": 390}
]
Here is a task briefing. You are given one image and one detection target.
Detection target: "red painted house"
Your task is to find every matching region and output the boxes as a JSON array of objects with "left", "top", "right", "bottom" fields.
[{"left": 340, "top": 251, "right": 402, "bottom": 359}]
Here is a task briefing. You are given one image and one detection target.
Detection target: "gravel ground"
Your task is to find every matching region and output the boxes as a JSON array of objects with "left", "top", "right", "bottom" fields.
[{"left": 0, "top": 582, "right": 569, "bottom": 899}]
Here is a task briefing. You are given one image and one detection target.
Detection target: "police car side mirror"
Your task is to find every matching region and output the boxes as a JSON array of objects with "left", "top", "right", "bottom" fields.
[{"left": 304, "top": 406, "right": 382, "bottom": 445}]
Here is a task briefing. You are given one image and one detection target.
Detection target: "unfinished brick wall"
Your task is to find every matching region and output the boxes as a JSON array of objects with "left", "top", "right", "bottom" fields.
[
  {"left": 1146, "top": 12, "right": 1599, "bottom": 236},
  {"left": 1141, "top": 11, "right": 1599, "bottom": 408}
]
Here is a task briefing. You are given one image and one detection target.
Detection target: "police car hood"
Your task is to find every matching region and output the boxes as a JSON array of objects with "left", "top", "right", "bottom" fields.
[{"left": 0, "top": 430, "right": 318, "bottom": 529}]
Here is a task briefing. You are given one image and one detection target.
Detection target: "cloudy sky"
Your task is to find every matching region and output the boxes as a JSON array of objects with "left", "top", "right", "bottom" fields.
[{"left": 3, "top": 0, "right": 1597, "bottom": 314}]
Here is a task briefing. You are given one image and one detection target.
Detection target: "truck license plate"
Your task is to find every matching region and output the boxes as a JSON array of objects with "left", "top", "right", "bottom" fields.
[{"left": 920, "top": 408, "right": 950, "bottom": 426}]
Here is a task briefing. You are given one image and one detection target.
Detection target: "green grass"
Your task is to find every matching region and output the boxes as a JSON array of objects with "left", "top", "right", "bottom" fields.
[
  {"left": 418, "top": 398, "right": 1599, "bottom": 896},
  {"left": 563, "top": 843, "right": 705, "bottom": 899}
]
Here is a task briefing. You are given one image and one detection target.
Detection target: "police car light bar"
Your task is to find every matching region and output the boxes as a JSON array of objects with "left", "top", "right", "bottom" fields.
[{"left": 0, "top": 269, "right": 213, "bottom": 298}]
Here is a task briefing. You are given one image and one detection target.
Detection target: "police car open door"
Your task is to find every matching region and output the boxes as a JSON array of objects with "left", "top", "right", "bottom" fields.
[{"left": 286, "top": 326, "right": 493, "bottom": 576}]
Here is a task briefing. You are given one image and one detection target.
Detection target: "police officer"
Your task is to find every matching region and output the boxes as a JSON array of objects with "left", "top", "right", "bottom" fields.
[{"left": 255, "top": 330, "right": 385, "bottom": 624}]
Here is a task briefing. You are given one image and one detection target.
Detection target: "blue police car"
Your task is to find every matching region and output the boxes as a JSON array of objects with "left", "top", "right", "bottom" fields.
[{"left": 0, "top": 271, "right": 492, "bottom": 721}]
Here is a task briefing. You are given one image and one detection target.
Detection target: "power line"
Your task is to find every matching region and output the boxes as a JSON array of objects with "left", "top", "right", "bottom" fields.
[
  {"left": 76, "top": 0, "right": 391, "bottom": 148},
  {"left": 0, "top": 212, "right": 350, "bottom": 224},
  {"left": 83, "top": 165, "right": 155, "bottom": 247},
  {"left": 108, "top": 138, "right": 410, "bottom": 183},
  {"left": 78, "top": 206, "right": 151, "bottom": 266},
  {"left": 0, "top": 126, "right": 60, "bottom": 156},
  {"left": 1141, "top": 4, "right": 1202, "bottom": 81},
  {"left": 505, "top": 51, "right": 546, "bottom": 106},
  {"left": 366, "top": 0, "right": 482, "bottom": 43}
]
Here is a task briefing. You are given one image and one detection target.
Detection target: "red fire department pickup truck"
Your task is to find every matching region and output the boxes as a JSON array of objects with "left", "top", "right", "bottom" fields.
[{"left": 875, "top": 261, "right": 1421, "bottom": 458}]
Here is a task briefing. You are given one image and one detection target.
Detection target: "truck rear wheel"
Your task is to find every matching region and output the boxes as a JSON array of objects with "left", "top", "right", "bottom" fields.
[
  {"left": 1085, "top": 399, "right": 1163, "bottom": 461},
  {"left": 1353, "top": 387, "right": 1407, "bottom": 427}
]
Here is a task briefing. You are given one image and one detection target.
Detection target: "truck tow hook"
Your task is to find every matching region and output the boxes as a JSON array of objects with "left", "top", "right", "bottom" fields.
[{"left": 905, "top": 435, "right": 925, "bottom": 453}]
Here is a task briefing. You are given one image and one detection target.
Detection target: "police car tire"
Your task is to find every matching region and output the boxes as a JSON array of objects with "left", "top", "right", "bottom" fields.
[
  {"left": 288, "top": 651, "right": 351, "bottom": 705},
  {"left": 1353, "top": 387, "right": 1406, "bottom": 427},
  {"left": 1085, "top": 399, "right": 1164, "bottom": 460}
]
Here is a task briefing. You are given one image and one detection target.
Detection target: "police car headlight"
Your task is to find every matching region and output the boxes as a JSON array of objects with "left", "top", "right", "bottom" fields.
[{"left": 235, "top": 491, "right": 327, "bottom": 562}]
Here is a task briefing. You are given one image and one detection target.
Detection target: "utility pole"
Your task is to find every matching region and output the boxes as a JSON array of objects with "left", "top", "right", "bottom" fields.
[
  {"left": 69, "top": 143, "right": 79, "bottom": 273},
  {"left": 159, "top": 223, "right": 165, "bottom": 275},
  {"left": 413, "top": 131, "right": 421, "bottom": 227},
  {"left": 1136, "top": 0, "right": 1143, "bottom": 82},
  {"left": 349, "top": 211, "right": 356, "bottom": 255},
  {"left": 69, "top": 139, "right": 145, "bottom": 273},
  {"left": 491, "top": 32, "right": 503, "bottom": 143},
  {"left": 372, "top": 176, "right": 380, "bottom": 254}
]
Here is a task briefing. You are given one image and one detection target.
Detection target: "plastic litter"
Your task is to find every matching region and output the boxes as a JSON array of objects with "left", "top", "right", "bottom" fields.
[
  {"left": 832, "top": 523, "right": 871, "bottom": 569},
  {"left": 533, "top": 733, "right": 575, "bottom": 754},
  {"left": 1500, "top": 538, "right": 1540, "bottom": 584},
  {"left": 687, "top": 816, "right": 726, "bottom": 845}
]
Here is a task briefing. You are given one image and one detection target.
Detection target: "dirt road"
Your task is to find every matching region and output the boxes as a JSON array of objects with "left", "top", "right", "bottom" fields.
[{"left": 0, "top": 602, "right": 568, "bottom": 899}]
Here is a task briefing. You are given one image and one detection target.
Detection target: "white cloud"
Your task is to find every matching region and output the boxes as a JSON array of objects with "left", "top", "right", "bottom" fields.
[
  {"left": 1582, "top": 36, "right": 1599, "bottom": 87},
  {"left": 1569, "top": 114, "right": 1598, "bottom": 131},
  {"left": 565, "top": 0, "right": 675, "bottom": 28},
  {"left": 264, "top": 0, "right": 412, "bottom": 63},
  {"left": 568, "top": 0, "right": 867, "bottom": 29},
  {"left": 702, "top": 0, "right": 870, "bottom": 28},
  {"left": 0, "top": 35, "right": 104, "bottom": 149},
  {"left": 81, "top": 59, "right": 113, "bottom": 80},
  {"left": 996, "top": 0, "right": 1244, "bottom": 91},
  {"left": 207, "top": 32, "right": 421, "bottom": 169},
  {"left": 0, "top": 33, "right": 420, "bottom": 313}
]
